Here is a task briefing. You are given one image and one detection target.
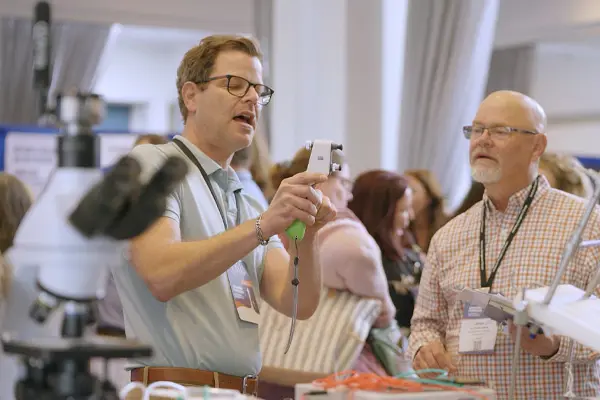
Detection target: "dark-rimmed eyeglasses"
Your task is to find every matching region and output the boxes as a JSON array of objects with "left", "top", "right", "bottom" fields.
[
  {"left": 195, "top": 74, "right": 274, "bottom": 106},
  {"left": 463, "top": 125, "right": 538, "bottom": 140}
]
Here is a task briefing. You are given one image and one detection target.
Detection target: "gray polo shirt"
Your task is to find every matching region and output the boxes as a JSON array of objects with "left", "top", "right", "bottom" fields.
[{"left": 111, "top": 135, "right": 283, "bottom": 376}]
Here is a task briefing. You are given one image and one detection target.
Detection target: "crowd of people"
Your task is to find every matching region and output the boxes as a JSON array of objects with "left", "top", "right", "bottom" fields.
[{"left": 1, "top": 34, "right": 599, "bottom": 400}]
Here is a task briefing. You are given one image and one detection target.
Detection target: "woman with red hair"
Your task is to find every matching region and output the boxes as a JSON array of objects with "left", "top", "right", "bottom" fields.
[{"left": 348, "top": 170, "right": 426, "bottom": 335}]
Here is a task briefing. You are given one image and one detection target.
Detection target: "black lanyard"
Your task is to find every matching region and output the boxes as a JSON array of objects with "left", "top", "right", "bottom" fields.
[
  {"left": 173, "top": 138, "right": 241, "bottom": 230},
  {"left": 479, "top": 176, "right": 539, "bottom": 289}
]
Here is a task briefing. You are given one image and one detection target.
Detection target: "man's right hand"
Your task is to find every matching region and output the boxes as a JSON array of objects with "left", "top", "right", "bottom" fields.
[
  {"left": 260, "top": 171, "right": 328, "bottom": 237},
  {"left": 413, "top": 340, "right": 457, "bottom": 373}
]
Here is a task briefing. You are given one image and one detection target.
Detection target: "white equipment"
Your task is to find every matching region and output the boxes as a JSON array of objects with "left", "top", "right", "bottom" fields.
[
  {"left": 0, "top": 91, "right": 188, "bottom": 400},
  {"left": 295, "top": 383, "right": 496, "bottom": 400},
  {"left": 306, "top": 139, "right": 342, "bottom": 174}
]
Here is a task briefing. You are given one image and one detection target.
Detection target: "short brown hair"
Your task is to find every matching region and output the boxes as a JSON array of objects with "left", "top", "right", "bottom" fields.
[
  {"left": 176, "top": 35, "right": 263, "bottom": 121},
  {"left": 348, "top": 170, "right": 409, "bottom": 261},
  {"left": 134, "top": 134, "right": 168, "bottom": 146}
]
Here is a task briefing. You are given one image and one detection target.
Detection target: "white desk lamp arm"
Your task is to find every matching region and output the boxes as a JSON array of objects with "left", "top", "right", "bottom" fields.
[{"left": 543, "top": 168, "right": 600, "bottom": 305}]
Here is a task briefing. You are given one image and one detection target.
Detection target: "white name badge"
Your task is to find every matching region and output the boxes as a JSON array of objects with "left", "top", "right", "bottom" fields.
[
  {"left": 458, "top": 301, "right": 497, "bottom": 354},
  {"left": 226, "top": 260, "right": 260, "bottom": 325}
]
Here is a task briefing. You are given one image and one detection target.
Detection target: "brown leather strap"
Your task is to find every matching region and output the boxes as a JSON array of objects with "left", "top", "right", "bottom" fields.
[{"left": 130, "top": 367, "right": 258, "bottom": 395}]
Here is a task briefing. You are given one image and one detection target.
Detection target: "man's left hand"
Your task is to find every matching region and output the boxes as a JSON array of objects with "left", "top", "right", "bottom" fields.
[{"left": 508, "top": 321, "right": 560, "bottom": 358}]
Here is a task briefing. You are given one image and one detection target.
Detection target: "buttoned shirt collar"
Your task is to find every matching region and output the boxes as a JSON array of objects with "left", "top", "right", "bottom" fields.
[
  {"left": 482, "top": 174, "right": 550, "bottom": 218},
  {"left": 173, "top": 135, "right": 243, "bottom": 194}
]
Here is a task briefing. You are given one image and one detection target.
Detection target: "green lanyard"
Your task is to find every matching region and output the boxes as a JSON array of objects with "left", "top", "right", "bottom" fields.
[{"left": 479, "top": 176, "right": 539, "bottom": 289}]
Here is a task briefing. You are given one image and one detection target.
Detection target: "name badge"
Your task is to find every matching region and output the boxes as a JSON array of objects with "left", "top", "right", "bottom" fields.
[
  {"left": 226, "top": 261, "right": 260, "bottom": 325},
  {"left": 458, "top": 300, "right": 497, "bottom": 354}
]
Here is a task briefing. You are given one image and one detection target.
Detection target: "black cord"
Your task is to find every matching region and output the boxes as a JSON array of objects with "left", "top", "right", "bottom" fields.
[{"left": 292, "top": 237, "right": 300, "bottom": 286}]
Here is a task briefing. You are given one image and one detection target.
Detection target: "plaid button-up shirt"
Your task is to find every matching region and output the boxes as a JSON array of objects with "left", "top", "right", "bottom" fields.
[{"left": 409, "top": 176, "right": 600, "bottom": 399}]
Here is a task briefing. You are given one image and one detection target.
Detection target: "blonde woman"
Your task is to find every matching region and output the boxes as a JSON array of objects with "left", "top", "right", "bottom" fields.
[
  {"left": 0, "top": 173, "right": 34, "bottom": 400},
  {"left": 0, "top": 173, "right": 33, "bottom": 254},
  {"left": 0, "top": 172, "right": 33, "bottom": 301},
  {"left": 539, "top": 152, "right": 594, "bottom": 198}
]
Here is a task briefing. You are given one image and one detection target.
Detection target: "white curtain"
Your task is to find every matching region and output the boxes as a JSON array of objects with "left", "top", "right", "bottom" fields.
[
  {"left": 398, "top": 0, "right": 500, "bottom": 211},
  {"left": 0, "top": 18, "right": 112, "bottom": 124},
  {"left": 485, "top": 45, "right": 536, "bottom": 96},
  {"left": 254, "top": 0, "right": 273, "bottom": 144}
]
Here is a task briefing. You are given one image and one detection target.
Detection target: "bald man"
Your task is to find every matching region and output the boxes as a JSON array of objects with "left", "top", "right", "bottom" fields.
[{"left": 409, "top": 91, "right": 600, "bottom": 399}]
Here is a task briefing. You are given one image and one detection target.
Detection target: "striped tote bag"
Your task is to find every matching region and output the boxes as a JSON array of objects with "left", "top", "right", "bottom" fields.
[{"left": 259, "top": 288, "right": 382, "bottom": 378}]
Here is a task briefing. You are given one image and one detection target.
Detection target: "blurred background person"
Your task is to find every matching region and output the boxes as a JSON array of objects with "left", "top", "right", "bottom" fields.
[
  {"left": 403, "top": 169, "right": 448, "bottom": 253},
  {"left": 133, "top": 134, "right": 168, "bottom": 147},
  {"left": 0, "top": 173, "right": 32, "bottom": 303},
  {"left": 0, "top": 173, "right": 33, "bottom": 400},
  {"left": 231, "top": 133, "right": 271, "bottom": 208},
  {"left": 349, "top": 170, "right": 426, "bottom": 336},
  {"left": 539, "top": 152, "right": 594, "bottom": 198},
  {"left": 452, "top": 181, "right": 485, "bottom": 218},
  {"left": 0, "top": 173, "right": 33, "bottom": 255},
  {"left": 259, "top": 148, "right": 398, "bottom": 399},
  {"left": 248, "top": 131, "right": 274, "bottom": 201}
]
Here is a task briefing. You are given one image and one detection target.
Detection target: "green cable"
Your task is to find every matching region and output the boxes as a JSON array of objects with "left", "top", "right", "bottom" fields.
[
  {"left": 395, "top": 368, "right": 447, "bottom": 378},
  {"left": 369, "top": 335, "right": 467, "bottom": 389},
  {"left": 394, "top": 369, "right": 466, "bottom": 389}
]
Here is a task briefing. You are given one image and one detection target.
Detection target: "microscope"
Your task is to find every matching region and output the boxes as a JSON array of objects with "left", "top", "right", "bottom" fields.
[{"left": 0, "top": 91, "right": 188, "bottom": 400}]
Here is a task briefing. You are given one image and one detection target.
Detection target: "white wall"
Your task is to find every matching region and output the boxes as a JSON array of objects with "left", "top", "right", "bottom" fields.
[
  {"left": 529, "top": 43, "right": 600, "bottom": 156},
  {"left": 269, "top": 0, "right": 409, "bottom": 176},
  {"left": 93, "top": 27, "right": 206, "bottom": 133},
  {"left": 494, "top": 0, "right": 600, "bottom": 158}
]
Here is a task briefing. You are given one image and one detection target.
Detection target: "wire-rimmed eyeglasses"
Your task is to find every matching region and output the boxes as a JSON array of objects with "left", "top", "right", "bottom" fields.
[
  {"left": 196, "top": 74, "right": 274, "bottom": 106},
  {"left": 463, "top": 125, "right": 539, "bottom": 140}
]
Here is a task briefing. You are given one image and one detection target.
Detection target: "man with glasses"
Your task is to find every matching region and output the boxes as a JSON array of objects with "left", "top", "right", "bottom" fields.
[
  {"left": 409, "top": 90, "right": 600, "bottom": 398},
  {"left": 111, "top": 35, "right": 336, "bottom": 395}
]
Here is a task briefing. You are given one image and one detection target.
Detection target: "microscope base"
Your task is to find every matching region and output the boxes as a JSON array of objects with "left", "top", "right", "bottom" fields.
[{"left": 2, "top": 335, "right": 152, "bottom": 400}]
